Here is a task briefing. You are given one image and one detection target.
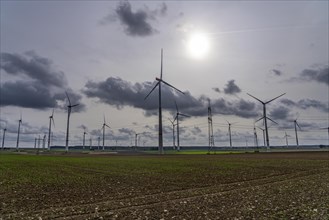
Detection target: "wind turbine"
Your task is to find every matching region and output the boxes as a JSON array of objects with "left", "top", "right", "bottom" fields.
[
  {"left": 65, "top": 92, "right": 79, "bottom": 152},
  {"left": 174, "top": 101, "right": 190, "bottom": 151},
  {"left": 247, "top": 93, "right": 285, "bottom": 147},
  {"left": 16, "top": 113, "right": 22, "bottom": 151},
  {"left": 47, "top": 109, "right": 55, "bottom": 150},
  {"left": 208, "top": 100, "right": 214, "bottom": 151},
  {"left": 102, "top": 116, "right": 110, "bottom": 151},
  {"left": 294, "top": 118, "right": 301, "bottom": 147},
  {"left": 257, "top": 126, "right": 266, "bottom": 147},
  {"left": 144, "top": 49, "right": 185, "bottom": 154},
  {"left": 283, "top": 131, "right": 291, "bottom": 147},
  {"left": 82, "top": 128, "right": 87, "bottom": 150},
  {"left": 135, "top": 132, "right": 141, "bottom": 149},
  {"left": 253, "top": 125, "right": 259, "bottom": 148},
  {"left": 226, "top": 120, "right": 236, "bottom": 147},
  {"left": 168, "top": 118, "right": 176, "bottom": 150},
  {"left": 2, "top": 127, "right": 6, "bottom": 150}
]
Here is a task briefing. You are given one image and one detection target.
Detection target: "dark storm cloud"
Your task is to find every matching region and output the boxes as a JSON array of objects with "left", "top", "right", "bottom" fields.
[
  {"left": 280, "top": 98, "right": 328, "bottom": 113},
  {"left": 223, "top": 80, "right": 241, "bottom": 95},
  {"left": 300, "top": 66, "right": 328, "bottom": 85},
  {"left": 288, "top": 65, "right": 328, "bottom": 86},
  {"left": 0, "top": 51, "right": 85, "bottom": 111},
  {"left": 1, "top": 51, "right": 67, "bottom": 87},
  {"left": 269, "top": 106, "right": 291, "bottom": 120},
  {"left": 102, "top": 1, "right": 167, "bottom": 37},
  {"left": 271, "top": 69, "right": 282, "bottom": 76},
  {"left": 83, "top": 77, "right": 259, "bottom": 119},
  {"left": 212, "top": 87, "right": 221, "bottom": 93}
]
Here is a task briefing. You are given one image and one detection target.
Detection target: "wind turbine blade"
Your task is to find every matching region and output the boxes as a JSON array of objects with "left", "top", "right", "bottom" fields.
[
  {"left": 247, "top": 93, "right": 264, "bottom": 104},
  {"left": 255, "top": 116, "right": 264, "bottom": 123},
  {"left": 51, "top": 108, "right": 54, "bottom": 117},
  {"left": 179, "top": 113, "right": 190, "bottom": 118},
  {"left": 296, "top": 122, "right": 301, "bottom": 130},
  {"left": 174, "top": 101, "right": 178, "bottom": 112},
  {"left": 160, "top": 48, "right": 163, "bottom": 80},
  {"left": 103, "top": 115, "right": 106, "bottom": 124},
  {"left": 71, "top": 104, "right": 79, "bottom": 108},
  {"left": 144, "top": 82, "right": 159, "bottom": 100},
  {"left": 225, "top": 119, "right": 229, "bottom": 125},
  {"left": 267, "top": 117, "right": 278, "bottom": 124},
  {"left": 161, "top": 79, "right": 185, "bottom": 95},
  {"left": 105, "top": 124, "right": 111, "bottom": 129},
  {"left": 265, "top": 93, "right": 286, "bottom": 104},
  {"left": 257, "top": 126, "right": 264, "bottom": 131},
  {"left": 52, "top": 117, "right": 55, "bottom": 128},
  {"left": 65, "top": 91, "right": 72, "bottom": 105}
]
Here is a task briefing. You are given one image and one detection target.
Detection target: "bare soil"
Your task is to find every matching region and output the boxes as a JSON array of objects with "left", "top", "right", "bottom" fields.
[{"left": 1, "top": 151, "right": 328, "bottom": 219}]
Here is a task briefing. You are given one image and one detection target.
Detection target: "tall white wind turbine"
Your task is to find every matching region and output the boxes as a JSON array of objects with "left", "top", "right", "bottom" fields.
[
  {"left": 2, "top": 127, "right": 6, "bottom": 150},
  {"left": 294, "top": 118, "right": 301, "bottom": 147},
  {"left": 47, "top": 109, "right": 55, "bottom": 150},
  {"left": 65, "top": 92, "right": 79, "bottom": 152},
  {"left": 247, "top": 93, "right": 285, "bottom": 147},
  {"left": 102, "top": 116, "right": 110, "bottom": 151},
  {"left": 16, "top": 113, "right": 22, "bottom": 151},
  {"left": 144, "top": 49, "right": 185, "bottom": 154}
]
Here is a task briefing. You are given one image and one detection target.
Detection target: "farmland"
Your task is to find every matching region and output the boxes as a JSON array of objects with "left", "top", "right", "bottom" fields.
[{"left": 0, "top": 151, "right": 328, "bottom": 219}]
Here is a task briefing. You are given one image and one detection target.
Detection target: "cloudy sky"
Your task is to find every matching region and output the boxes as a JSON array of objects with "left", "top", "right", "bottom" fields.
[{"left": 1, "top": 1, "right": 328, "bottom": 148}]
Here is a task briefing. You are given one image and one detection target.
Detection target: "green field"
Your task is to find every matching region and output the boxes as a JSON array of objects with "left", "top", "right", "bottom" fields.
[{"left": 0, "top": 151, "right": 328, "bottom": 219}]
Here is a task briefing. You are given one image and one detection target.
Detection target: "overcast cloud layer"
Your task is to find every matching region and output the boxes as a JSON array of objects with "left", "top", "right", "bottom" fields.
[{"left": 0, "top": 51, "right": 85, "bottom": 111}]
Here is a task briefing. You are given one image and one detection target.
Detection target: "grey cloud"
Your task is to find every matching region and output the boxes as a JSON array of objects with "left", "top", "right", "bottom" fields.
[
  {"left": 280, "top": 98, "right": 328, "bottom": 113},
  {"left": 269, "top": 106, "right": 291, "bottom": 120},
  {"left": 105, "top": 1, "right": 167, "bottom": 37},
  {"left": 224, "top": 80, "right": 241, "bottom": 95},
  {"left": 0, "top": 51, "right": 85, "bottom": 111},
  {"left": 300, "top": 66, "right": 328, "bottom": 86},
  {"left": 1, "top": 51, "right": 67, "bottom": 87},
  {"left": 83, "top": 77, "right": 259, "bottom": 119},
  {"left": 271, "top": 69, "right": 282, "bottom": 76},
  {"left": 212, "top": 87, "right": 221, "bottom": 93}
]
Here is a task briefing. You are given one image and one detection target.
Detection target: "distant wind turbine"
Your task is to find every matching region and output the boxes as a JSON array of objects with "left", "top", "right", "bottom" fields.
[
  {"left": 257, "top": 126, "right": 266, "bottom": 147},
  {"left": 47, "top": 109, "right": 55, "bottom": 150},
  {"left": 16, "top": 113, "right": 22, "bottom": 151},
  {"left": 174, "top": 101, "right": 190, "bottom": 151},
  {"left": 168, "top": 118, "right": 176, "bottom": 150},
  {"left": 2, "top": 127, "right": 6, "bottom": 150},
  {"left": 253, "top": 125, "right": 258, "bottom": 148},
  {"left": 247, "top": 93, "right": 285, "bottom": 147},
  {"left": 208, "top": 100, "right": 214, "bottom": 151},
  {"left": 102, "top": 116, "right": 110, "bottom": 151},
  {"left": 226, "top": 120, "right": 236, "bottom": 147},
  {"left": 144, "top": 49, "right": 185, "bottom": 154},
  {"left": 283, "top": 131, "right": 291, "bottom": 147},
  {"left": 65, "top": 92, "right": 79, "bottom": 152},
  {"left": 294, "top": 118, "right": 301, "bottom": 147},
  {"left": 82, "top": 128, "right": 87, "bottom": 150}
]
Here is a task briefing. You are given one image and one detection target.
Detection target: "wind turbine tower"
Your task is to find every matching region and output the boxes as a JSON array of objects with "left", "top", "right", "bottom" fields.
[
  {"left": 102, "top": 116, "right": 110, "bottom": 151},
  {"left": 16, "top": 114, "right": 22, "bottom": 151},
  {"left": 253, "top": 125, "right": 258, "bottom": 148},
  {"left": 226, "top": 120, "right": 235, "bottom": 147},
  {"left": 175, "top": 101, "right": 189, "bottom": 151},
  {"left": 247, "top": 93, "right": 285, "bottom": 147},
  {"left": 284, "top": 131, "right": 290, "bottom": 147},
  {"left": 208, "top": 101, "right": 214, "bottom": 151},
  {"left": 294, "top": 119, "right": 301, "bottom": 147},
  {"left": 168, "top": 118, "right": 176, "bottom": 150},
  {"left": 83, "top": 129, "right": 87, "bottom": 150},
  {"left": 2, "top": 128, "right": 6, "bottom": 150},
  {"left": 48, "top": 109, "right": 55, "bottom": 150},
  {"left": 144, "top": 49, "right": 185, "bottom": 154},
  {"left": 65, "top": 92, "right": 79, "bottom": 152}
]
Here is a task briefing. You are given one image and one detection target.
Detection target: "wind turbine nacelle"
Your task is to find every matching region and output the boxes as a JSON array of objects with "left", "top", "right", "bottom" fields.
[{"left": 155, "top": 77, "right": 161, "bottom": 81}]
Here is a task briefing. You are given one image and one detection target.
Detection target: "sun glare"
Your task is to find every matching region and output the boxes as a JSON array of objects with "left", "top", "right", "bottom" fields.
[{"left": 187, "top": 32, "right": 210, "bottom": 59}]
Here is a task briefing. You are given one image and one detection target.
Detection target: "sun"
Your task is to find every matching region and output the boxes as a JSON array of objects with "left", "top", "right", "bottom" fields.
[{"left": 186, "top": 32, "right": 210, "bottom": 59}]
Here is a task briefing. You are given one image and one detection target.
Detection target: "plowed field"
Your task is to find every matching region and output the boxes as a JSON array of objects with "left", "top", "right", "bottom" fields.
[{"left": 0, "top": 151, "right": 328, "bottom": 219}]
